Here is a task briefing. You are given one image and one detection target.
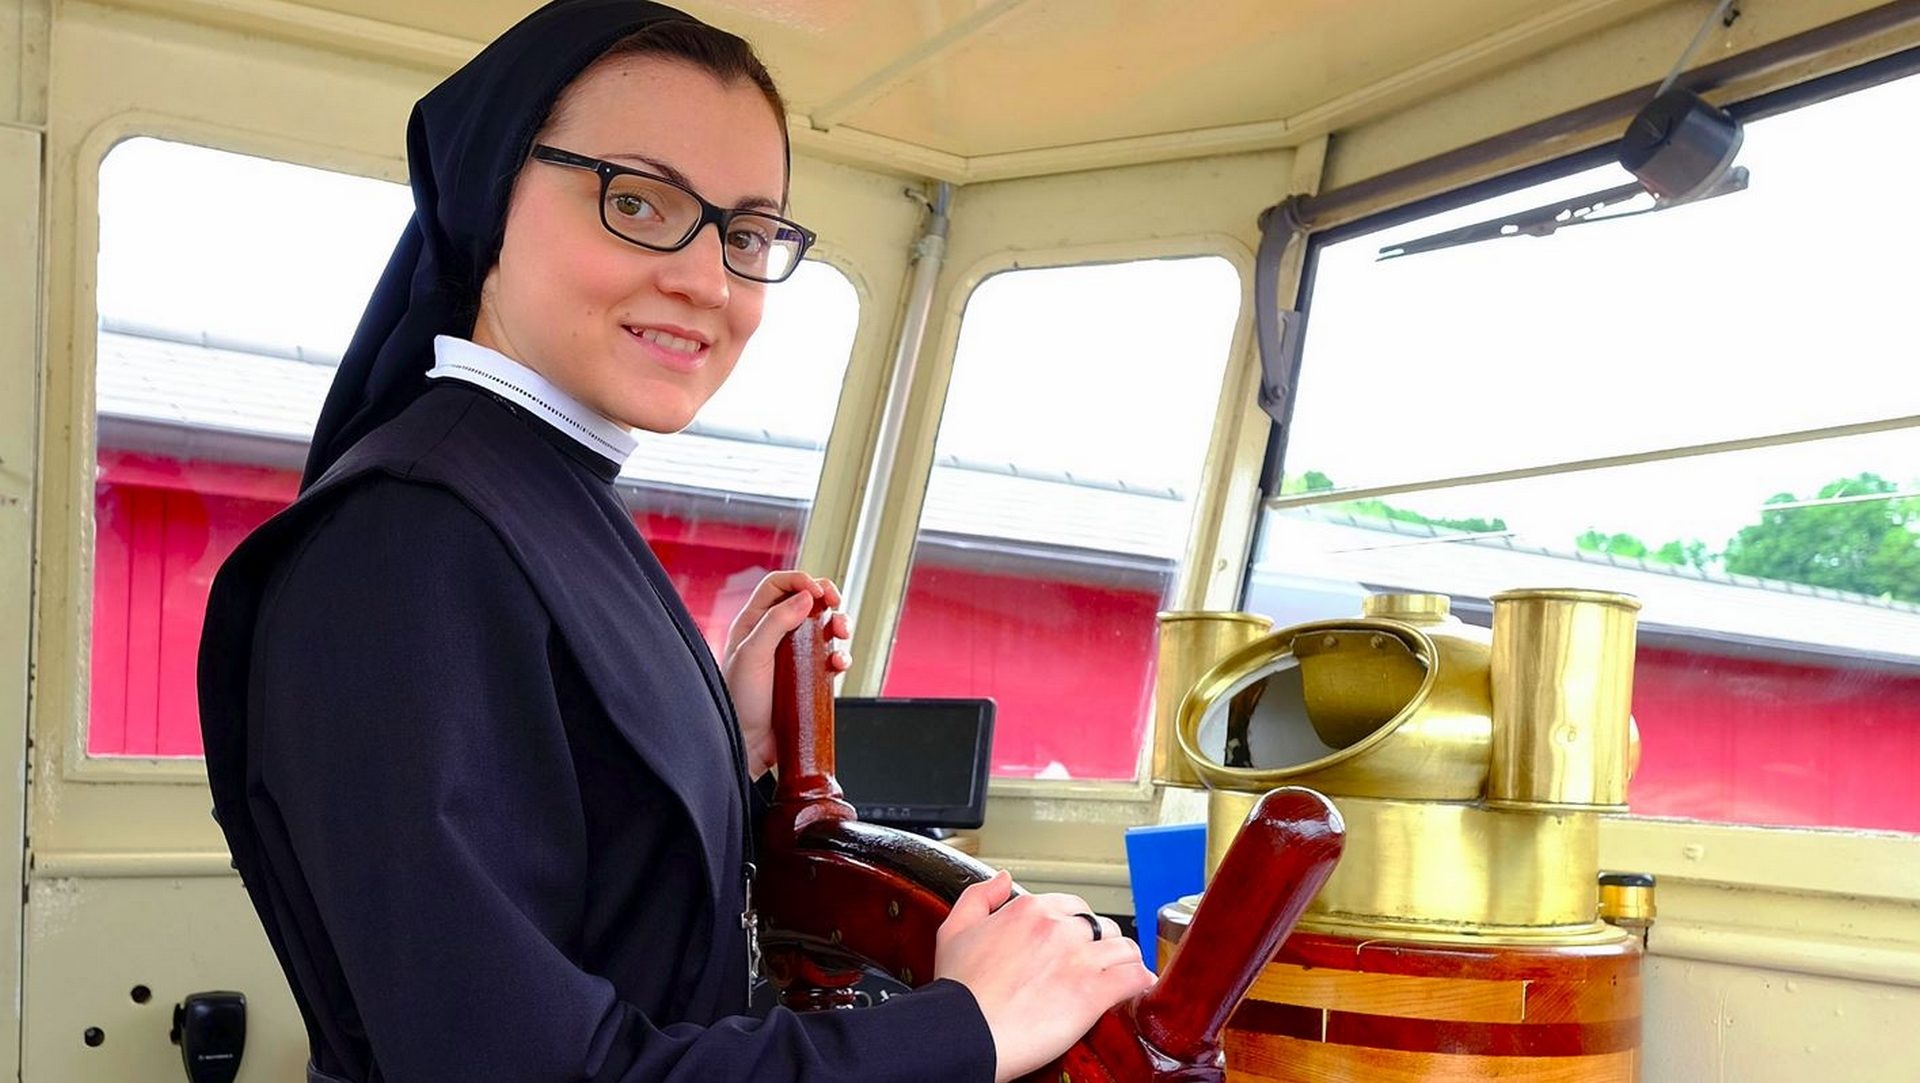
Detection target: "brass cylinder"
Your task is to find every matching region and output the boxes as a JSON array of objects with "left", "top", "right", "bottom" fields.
[
  {"left": 1204, "top": 787, "right": 1259, "bottom": 880},
  {"left": 1488, "top": 589, "right": 1641, "bottom": 811},
  {"left": 1153, "top": 611, "right": 1272, "bottom": 787},
  {"left": 1599, "top": 871, "right": 1657, "bottom": 933},
  {"left": 1360, "top": 591, "right": 1453, "bottom": 623},
  {"left": 1206, "top": 789, "right": 1604, "bottom": 937}
]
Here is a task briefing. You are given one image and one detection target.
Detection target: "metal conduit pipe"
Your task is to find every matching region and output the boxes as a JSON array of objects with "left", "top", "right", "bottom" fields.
[{"left": 840, "top": 182, "right": 951, "bottom": 636}]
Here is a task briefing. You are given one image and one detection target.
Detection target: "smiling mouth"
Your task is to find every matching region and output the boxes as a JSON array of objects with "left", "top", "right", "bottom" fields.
[
  {"left": 623, "top": 324, "right": 713, "bottom": 370},
  {"left": 631, "top": 326, "right": 707, "bottom": 354}
]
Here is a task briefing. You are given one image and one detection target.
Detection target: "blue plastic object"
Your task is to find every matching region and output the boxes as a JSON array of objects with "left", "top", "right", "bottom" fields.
[{"left": 1122, "top": 821, "right": 1207, "bottom": 973}]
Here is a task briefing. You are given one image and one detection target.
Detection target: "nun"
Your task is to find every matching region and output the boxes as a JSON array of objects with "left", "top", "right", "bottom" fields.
[{"left": 196, "top": 3, "right": 1152, "bottom": 1081}]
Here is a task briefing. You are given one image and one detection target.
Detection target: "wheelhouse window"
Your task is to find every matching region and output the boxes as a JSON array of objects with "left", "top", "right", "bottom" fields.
[
  {"left": 90, "top": 137, "right": 858, "bottom": 757},
  {"left": 1249, "top": 69, "right": 1920, "bottom": 832},
  {"left": 883, "top": 257, "right": 1242, "bottom": 781}
]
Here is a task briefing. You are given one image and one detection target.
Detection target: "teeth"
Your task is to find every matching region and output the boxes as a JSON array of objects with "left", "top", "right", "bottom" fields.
[{"left": 637, "top": 327, "right": 703, "bottom": 354}]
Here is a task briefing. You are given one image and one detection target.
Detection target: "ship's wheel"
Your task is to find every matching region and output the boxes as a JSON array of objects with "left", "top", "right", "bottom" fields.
[{"left": 756, "top": 609, "right": 1345, "bottom": 1081}]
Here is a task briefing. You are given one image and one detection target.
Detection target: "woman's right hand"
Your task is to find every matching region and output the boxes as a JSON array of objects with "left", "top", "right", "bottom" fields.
[{"left": 934, "top": 870, "right": 1156, "bottom": 1082}]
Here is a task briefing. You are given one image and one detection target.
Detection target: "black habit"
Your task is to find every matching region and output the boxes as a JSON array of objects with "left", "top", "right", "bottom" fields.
[
  {"left": 195, "top": 1, "right": 996, "bottom": 1077},
  {"left": 199, "top": 381, "right": 997, "bottom": 1080}
]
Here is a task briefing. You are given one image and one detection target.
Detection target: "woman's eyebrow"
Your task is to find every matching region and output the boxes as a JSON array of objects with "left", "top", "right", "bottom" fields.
[{"left": 605, "top": 153, "right": 782, "bottom": 213}]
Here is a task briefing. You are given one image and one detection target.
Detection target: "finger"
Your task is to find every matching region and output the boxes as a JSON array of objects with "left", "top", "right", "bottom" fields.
[
  {"left": 1035, "top": 893, "right": 1094, "bottom": 917},
  {"left": 827, "top": 650, "right": 852, "bottom": 673},
  {"left": 1092, "top": 959, "right": 1156, "bottom": 1003},
  {"left": 814, "top": 577, "right": 843, "bottom": 609},
  {"left": 1088, "top": 936, "right": 1144, "bottom": 968},
  {"left": 736, "top": 592, "right": 821, "bottom": 661},
  {"left": 741, "top": 572, "right": 826, "bottom": 623},
  {"left": 826, "top": 613, "right": 852, "bottom": 642},
  {"left": 946, "top": 870, "right": 1013, "bottom": 933},
  {"left": 1055, "top": 911, "right": 1119, "bottom": 945},
  {"left": 727, "top": 574, "right": 805, "bottom": 643}
]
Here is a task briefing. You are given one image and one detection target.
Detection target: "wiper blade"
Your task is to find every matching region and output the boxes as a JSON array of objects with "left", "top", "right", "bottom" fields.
[{"left": 1376, "top": 167, "right": 1747, "bottom": 262}]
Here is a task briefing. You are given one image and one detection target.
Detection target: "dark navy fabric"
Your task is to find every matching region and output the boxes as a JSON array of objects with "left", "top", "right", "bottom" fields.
[{"left": 199, "top": 383, "right": 997, "bottom": 1081}]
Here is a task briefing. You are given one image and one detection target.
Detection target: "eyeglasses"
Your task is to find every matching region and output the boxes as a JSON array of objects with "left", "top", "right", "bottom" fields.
[{"left": 531, "top": 145, "right": 815, "bottom": 284}]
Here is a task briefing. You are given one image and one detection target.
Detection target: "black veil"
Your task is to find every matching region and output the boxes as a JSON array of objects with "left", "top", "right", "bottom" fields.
[{"left": 301, "top": 0, "right": 686, "bottom": 489}]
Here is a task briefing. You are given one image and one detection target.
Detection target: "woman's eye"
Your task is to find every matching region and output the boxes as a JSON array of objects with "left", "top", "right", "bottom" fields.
[
  {"left": 610, "top": 193, "right": 656, "bottom": 220},
  {"left": 726, "top": 226, "right": 770, "bottom": 254}
]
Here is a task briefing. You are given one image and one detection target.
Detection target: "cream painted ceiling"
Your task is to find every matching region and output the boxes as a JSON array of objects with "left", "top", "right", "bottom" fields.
[{"left": 295, "top": 0, "right": 1678, "bottom": 174}]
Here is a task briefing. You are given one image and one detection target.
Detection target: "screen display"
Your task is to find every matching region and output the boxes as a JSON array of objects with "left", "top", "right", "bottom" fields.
[{"left": 832, "top": 698, "right": 993, "bottom": 827}]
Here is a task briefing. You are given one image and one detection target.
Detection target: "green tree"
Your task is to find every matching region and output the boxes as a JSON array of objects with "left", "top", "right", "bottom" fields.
[
  {"left": 1576, "top": 530, "right": 1711, "bottom": 570},
  {"left": 1721, "top": 473, "right": 1920, "bottom": 603},
  {"left": 1653, "top": 539, "right": 1711, "bottom": 569},
  {"left": 1577, "top": 530, "right": 1649, "bottom": 559},
  {"left": 1280, "top": 470, "right": 1505, "bottom": 534},
  {"left": 1279, "top": 470, "right": 1337, "bottom": 495}
]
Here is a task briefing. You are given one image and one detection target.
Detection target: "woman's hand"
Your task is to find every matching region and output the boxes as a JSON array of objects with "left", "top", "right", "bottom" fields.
[
  {"left": 720, "top": 570, "right": 851, "bottom": 777},
  {"left": 935, "top": 870, "right": 1156, "bottom": 1082}
]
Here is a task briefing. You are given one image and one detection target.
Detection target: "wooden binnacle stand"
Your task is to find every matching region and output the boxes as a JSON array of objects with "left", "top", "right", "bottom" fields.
[{"left": 757, "top": 609, "right": 1347, "bottom": 1081}]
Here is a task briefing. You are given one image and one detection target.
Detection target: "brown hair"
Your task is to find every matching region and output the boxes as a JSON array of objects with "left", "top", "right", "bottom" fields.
[{"left": 543, "top": 19, "right": 789, "bottom": 164}]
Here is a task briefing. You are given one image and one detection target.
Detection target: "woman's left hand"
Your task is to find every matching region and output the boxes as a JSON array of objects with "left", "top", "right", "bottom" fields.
[{"left": 721, "top": 570, "right": 851, "bottom": 778}]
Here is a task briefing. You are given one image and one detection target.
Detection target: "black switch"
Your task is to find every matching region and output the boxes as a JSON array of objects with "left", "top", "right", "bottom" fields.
[{"left": 170, "top": 992, "right": 245, "bottom": 1083}]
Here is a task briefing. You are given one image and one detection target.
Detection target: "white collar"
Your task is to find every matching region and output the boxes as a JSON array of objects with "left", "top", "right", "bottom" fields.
[{"left": 427, "top": 336, "right": 638, "bottom": 463}]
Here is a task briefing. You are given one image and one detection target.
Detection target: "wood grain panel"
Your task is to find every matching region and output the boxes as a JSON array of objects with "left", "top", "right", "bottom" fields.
[
  {"left": 1234, "top": 1000, "right": 1639, "bottom": 1056},
  {"left": 1248, "top": 962, "right": 1527, "bottom": 1023},
  {"left": 1228, "top": 1031, "right": 1639, "bottom": 1082},
  {"left": 1524, "top": 968, "right": 1642, "bottom": 1023}
]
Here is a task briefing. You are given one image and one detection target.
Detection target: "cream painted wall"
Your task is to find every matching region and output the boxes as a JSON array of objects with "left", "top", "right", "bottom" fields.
[
  {"left": 1643, "top": 956, "right": 1920, "bottom": 1081},
  {"left": 2, "top": 0, "right": 52, "bottom": 127},
  {"left": 1, "top": 118, "right": 43, "bottom": 1083},
  {"left": 26, "top": 875, "right": 305, "bottom": 1079}
]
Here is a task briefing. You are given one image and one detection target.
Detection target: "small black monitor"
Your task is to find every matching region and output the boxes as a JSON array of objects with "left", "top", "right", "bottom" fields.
[{"left": 831, "top": 697, "right": 996, "bottom": 830}]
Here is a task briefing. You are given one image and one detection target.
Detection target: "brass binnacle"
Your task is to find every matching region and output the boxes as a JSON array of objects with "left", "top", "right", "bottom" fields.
[
  {"left": 1487, "top": 589, "right": 1642, "bottom": 812},
  {"left": 1152, "top": 611, "right": 1273, "bottom": 787}
]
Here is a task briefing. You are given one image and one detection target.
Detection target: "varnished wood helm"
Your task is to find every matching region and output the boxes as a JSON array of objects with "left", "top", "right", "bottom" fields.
[{"left": 757, "top": 608, "right": 1345, "bottom": 1081}]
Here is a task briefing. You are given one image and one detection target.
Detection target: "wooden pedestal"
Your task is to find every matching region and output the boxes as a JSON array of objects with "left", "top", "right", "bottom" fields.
[{"left": 1161, "top": 918, "right": 1641, "bottom": 1082}]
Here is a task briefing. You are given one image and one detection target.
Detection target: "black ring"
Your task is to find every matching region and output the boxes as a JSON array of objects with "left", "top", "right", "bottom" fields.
[{"left": 1074, "top": 911, "right": 1102, "bottom": 942}]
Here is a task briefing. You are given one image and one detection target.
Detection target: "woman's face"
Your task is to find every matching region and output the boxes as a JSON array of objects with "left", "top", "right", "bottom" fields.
[{"left": 474, "top": 56, "right": 788, "bottom": 433}]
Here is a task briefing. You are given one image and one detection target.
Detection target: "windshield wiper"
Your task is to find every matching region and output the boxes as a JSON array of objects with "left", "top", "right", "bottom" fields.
[{"left": 1376, "top": 166, "right": 1747, "bottom": 262}]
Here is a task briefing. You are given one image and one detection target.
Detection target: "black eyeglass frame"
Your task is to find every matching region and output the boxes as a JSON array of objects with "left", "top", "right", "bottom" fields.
[{"left": 531, "top": 144, "right": 816, "bottom": 283}]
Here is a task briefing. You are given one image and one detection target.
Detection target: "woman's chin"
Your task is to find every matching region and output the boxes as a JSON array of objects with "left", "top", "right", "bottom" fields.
[{"left": 614, "top": 400, "right": 701, "bottom": 435}]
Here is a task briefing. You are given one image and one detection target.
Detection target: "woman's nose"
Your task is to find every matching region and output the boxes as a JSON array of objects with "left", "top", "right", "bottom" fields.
[{"left": 655, "top": 223, "right": 731, "bottom": 308}]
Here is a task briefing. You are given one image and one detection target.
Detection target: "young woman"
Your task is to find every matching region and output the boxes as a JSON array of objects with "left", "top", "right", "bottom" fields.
[{"left": 196, "top": 3, "right": 1153, "bottom": 1081}]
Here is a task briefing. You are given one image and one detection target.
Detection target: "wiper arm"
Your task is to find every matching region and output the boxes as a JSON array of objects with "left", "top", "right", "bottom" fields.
[{"left": 1376, "top": 167, "right": 1747, "bottom": 262}]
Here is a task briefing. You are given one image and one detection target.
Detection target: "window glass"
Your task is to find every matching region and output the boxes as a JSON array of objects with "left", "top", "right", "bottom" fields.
[
  {"left": 1285, "top": 71, "right": 1920, "bottom": 493},
  {"left": 1249, "top": 427, "right": 1920, "bottom": 833},
  {"left": 90, "top": 138, "right": 857, "bottom": 757},
  {"left": 1250, "top": 69, "right": 1920, "bottom": 833},
  {"left": 883, "top": 257, "right": 1242, "bottom": 781}
]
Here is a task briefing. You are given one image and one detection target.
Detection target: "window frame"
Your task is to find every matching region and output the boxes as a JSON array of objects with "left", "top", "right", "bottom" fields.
[
  {"left": 63, "top": 121, "right": 880, "bottom": 782},
  {"left": 865, "top": 237, "right": 1260, "bottom": 801},
  {"left": 1252, "top": 46, "right": 1920, "bottom": 875},
  {"left": 57, "top": 116, "right": 413, "bottom": 788}
]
